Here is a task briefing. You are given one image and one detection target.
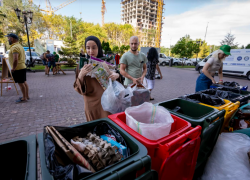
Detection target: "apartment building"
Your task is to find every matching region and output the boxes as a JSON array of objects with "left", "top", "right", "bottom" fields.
[{"left": 121, "top": 0, "right": 163, "bottom": 47}]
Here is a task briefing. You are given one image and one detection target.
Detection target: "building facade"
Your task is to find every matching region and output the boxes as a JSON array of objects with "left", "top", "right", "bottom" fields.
[{"left": 121, "top": 0, "right": 163, "bottom": 47}]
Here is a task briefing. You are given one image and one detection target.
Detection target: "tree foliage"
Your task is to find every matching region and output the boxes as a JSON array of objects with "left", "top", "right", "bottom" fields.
[
  {"left": 59, "top": 36, "right": 78, "bottom": 59},
  {"left": 246, "top": 44, "right": 250, "bottom": 49},
  {"left": 171, "top": 35, "right": 197, "bottom": 59},
  {"left": 220, "top": 32, "right": 239, "bottom": 49}
]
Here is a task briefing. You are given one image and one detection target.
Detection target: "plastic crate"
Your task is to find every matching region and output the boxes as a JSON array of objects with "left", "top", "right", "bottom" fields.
[
  {"left": 157, "top": 98, "right": 218, "bottom": 130},
  {"left": 0, "top": 135, "right": 36, "bottom": 180},
  {"left": 38, "top": 118, "right": 158, "bottom": 180}
]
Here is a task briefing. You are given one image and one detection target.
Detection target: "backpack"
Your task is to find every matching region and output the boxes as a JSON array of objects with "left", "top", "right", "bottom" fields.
[
  {"left": 40, "top": 53, "right": 45, "bottom": 60},
  {"left": 47, "top": 54, "right": 55, "bottom": 62}
]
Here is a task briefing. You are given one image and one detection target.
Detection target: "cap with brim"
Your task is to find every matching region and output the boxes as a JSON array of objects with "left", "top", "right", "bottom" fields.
[
  {"left": 220, "top": 45, "right": 231, "bottom": 55},
  {"left": 6, "top": 33, "right": 19, "bottom": 40}
]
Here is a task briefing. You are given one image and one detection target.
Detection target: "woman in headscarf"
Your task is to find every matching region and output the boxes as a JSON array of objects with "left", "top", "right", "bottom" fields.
[
  {"left": 145, "top": 47, "right": 163, "bottom": 100},
  {"left": 74, "top": 36, "right": 120, "bottom": 121},
  {"left": 195, "top": 45, "right": 231, "bottom": 92}
]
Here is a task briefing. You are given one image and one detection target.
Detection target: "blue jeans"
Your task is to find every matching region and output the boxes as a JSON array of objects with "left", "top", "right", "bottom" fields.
[{"left": 196, "top": 73, "right": 213, "bottom": 92}]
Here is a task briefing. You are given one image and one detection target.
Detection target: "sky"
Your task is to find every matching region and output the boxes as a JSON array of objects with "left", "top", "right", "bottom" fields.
[{"left": 34, "top": 0, "right": 250, "bottom": 47}]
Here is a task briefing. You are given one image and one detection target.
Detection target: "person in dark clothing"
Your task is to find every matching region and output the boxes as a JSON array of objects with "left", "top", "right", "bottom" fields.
[
  {"left": 145, "top": 47, "right": 163, "bottom": 100},
  {"left": 80, "top": 49, "right": 86, "bottom": 58}
]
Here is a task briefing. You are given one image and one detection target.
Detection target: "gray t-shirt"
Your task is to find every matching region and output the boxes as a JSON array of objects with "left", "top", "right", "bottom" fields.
[
  {"left": 120, "top": 51, "right": 148, "bottom": 85},
  {"left": 207, "top": 57, "right": 223, "bottom": 76}
]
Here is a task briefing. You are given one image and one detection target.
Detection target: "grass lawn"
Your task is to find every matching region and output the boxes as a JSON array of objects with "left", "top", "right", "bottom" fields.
[
  {"left": 0, "top": 64, "right": 77, "bottom": 71},
  {"left": 174, "top": 65, "right": 195, "bottom": 68}
]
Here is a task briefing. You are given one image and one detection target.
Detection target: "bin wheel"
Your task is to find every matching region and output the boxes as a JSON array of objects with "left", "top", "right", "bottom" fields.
[
  {"left": 162, "top": 62, "right": 167, "bottom": 66},
  {"left": 174, "top": 62, "right": 178, "bottom": 66},
  {"left": 187, "top": 63, "right": 191, "bottom": 66},
  {"left": 247, "top": 72, "right": 250, "bottom": 80},
  {"left": 199, "top": 67, "right": 203, "bottom": 74}
]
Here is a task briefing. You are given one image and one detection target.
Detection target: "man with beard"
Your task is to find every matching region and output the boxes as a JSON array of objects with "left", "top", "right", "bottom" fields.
[
  {"left": 120, "top": 36, "right": 147, "bottom": 86},
  {"left": 6, "top": 33, "right": 29, "bottom": 103}
]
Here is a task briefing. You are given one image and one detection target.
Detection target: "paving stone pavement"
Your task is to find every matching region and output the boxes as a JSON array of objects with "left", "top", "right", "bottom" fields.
[{"left": 0, "top": 67, "right": 249, "bottom": 179}]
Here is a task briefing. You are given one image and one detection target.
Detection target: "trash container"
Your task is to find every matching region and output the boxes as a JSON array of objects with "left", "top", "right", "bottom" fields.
[
  {"left": 210, "top": 81, "right": 248, "bottom": 91},
  {"left": 211, "top": 84, "right": 250, "bottom": 96},
  {"left": 200, "top": 89, "right": 250, "bottom": 106},
  {"left": 157, "top": 99, "right": 225, "bottom": 177},
  {"left": 0, "top": 135, "right": 36, "bottom": 180},
  {"left": 109, "top": 112, "right": 202, "bottom": 180},
  {"left": 38, "top": 118, "right": 158, "bottom": 180},
  {"left": 169, "top": 58, "right": 173, "bottom": 67},
  {"left": 157, "top": 98, "right": 219, "bottom": 130},
  {"left": 180, "top": 93, "right": 240, "bottom": 132},
  {"left": 79, "top": 57, "right": 89, "bottom": 69}
]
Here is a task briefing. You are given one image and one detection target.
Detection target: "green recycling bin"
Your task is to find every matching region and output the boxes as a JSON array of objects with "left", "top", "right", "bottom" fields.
[
  {"left": 38, "top": 118, "right": 157, "bottom": 180},
  {"left": 157, "top": 99, "right": 225, "bottom": 178},
  {"left": 0, "top": 135, "right": 36, "bottom": 180},
  {"left": 79, "top": 57, "right": 89, "bottom": 69},
  {"left": 157, "top": 98, "right": 219, "bottom": 130}
]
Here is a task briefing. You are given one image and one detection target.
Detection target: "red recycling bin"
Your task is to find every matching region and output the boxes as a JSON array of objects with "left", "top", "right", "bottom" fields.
[{"left": 108, "top": 112, "right": 201, "bottom": 180}]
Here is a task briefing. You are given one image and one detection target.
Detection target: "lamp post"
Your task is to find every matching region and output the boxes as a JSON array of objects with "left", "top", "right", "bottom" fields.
[
  {"left": 195, "top": 40, "right": 203, "bottom": 64},
  {"left": 14, "top": 8, "right": 33, "bottom": 67}
]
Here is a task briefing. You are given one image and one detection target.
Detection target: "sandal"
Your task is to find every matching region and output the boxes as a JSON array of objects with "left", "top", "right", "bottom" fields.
[
  {"left": 16, "top": 99, "right": 27, "bottom": 103},
  {"left": 150, "top": 98, "right": 154, "bottom": 101},
  {"left": 19, "top": 97, "right": 30, "bottom": 100}
]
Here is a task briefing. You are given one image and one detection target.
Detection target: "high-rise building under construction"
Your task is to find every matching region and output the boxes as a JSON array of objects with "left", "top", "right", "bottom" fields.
[{"left": 121, "top": 0, "right": 164, "bottom": 47}]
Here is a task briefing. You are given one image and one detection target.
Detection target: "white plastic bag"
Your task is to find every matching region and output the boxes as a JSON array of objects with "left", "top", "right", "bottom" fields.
[
  {"left": 202, "top": 133, "right": 250, "bottom": 180},
  {"left": 125, "top": 102, "right": 174, "bottom": 140},
  {"left": 101, "top": 79, "right": 132, "bottom": 114}
]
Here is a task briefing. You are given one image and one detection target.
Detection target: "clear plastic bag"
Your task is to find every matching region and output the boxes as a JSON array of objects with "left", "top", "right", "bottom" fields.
[
  {"left": 101, "top": 79, "right": 133, "bottom": 114},
  {"left": 202, "top": 133, "right": 250, "bottom": 180},
  {"left": 125, "top": 102, "right": 174, "bottom": 140}
]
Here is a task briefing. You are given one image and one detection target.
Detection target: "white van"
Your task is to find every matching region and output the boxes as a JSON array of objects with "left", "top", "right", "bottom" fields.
[{"left": 195, "top": 49, "right": 250, "bottom": 80}]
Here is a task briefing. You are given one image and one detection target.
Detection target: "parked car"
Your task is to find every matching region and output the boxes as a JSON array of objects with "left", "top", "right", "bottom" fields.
[
  {"left": 159, "top": 53, "right": 170, "bottom": 66},
  {"left": 25, "top": 51, "right": 42, "bottom": 65},
  {"left": 4, "top": 50, "right": 9, "bottom": 59},
  {"left": 172, "top": 58, "right": 182, "bottom": 66},
  {"left": 183, "top": 59, "right": 194, "bottom": 66}
]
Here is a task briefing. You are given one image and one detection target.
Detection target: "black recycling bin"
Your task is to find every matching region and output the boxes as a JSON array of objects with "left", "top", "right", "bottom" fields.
[
  {"left": 200, "top": 89, "right": 250, "bottom": 106},
  {"left": 38, "top": 118, "right": 158, "bottom": 180},
  {"left": 0, "top": 135, "right": 36, "bottom": 180}
]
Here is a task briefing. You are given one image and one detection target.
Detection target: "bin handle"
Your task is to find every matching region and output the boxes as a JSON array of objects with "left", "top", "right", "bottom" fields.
[
  {"left": 159, "top": 126, "right": 202, "bottom": 154},
  {"left": 205, "top": 109, "right": 226, "bottom": 123},
  {"left": 226, "top": 101, "right": 240, "bottom": 111},
  {"left": 102, "top": 156, "right": 152, "bottom": 180}
]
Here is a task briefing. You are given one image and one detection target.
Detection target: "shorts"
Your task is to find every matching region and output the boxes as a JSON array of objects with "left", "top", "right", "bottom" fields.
[
  {"left": 48, "top": 61, "right": 56, "bottom": 68},
  {"left": 195, "top": 73, "right": 213, "bottom": 92},
  {"left": 12, "top": 68, "right": 26, "bottom": 83},
  {"left": 43, "top": 60, "right": 47, "bottom": 66},
  {"left": 146, "top": 78, "right": 155, "bottom": 90}
]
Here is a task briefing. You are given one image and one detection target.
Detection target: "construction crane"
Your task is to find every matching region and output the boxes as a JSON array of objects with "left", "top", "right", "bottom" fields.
[
  {"left": 155, "top": 0, "right": 164, "bottom": 48},
  {"left": 40, "top": 0, "right": 77, "bottom": 15},
  {"left": 101, "top": 0, "right": 107, "bottom": 26}
]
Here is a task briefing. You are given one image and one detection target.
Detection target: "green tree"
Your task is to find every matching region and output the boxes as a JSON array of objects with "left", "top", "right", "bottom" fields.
[
  {"left": 171, "top": 35, "right": 196, "bottom": 59},
  {"left": 102, "top": 41, "right": 111, "bottom": 53},
  {"left": 120, "top": 45, "right": 130, "bottom": 55},
  {"left": 59, "top": 36, "right": 78, "bottom": 59},
  {"left": 201, "top": 46, "right": 209, "bottom": 59},
  {"left": 220, "top": 32, "right": 239, "bottom": 49},
  {"left": 160, "top": 46, "right": 170, "bottom": 56},
  {"left": 240, "top": 45, "right": 245, "bottom": 49},
  {"left": 112, "top": 45, "right": 120, "bottom": 53},
  {"left": 246, "top": 44, "right": 250, "bottom": 49}
]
